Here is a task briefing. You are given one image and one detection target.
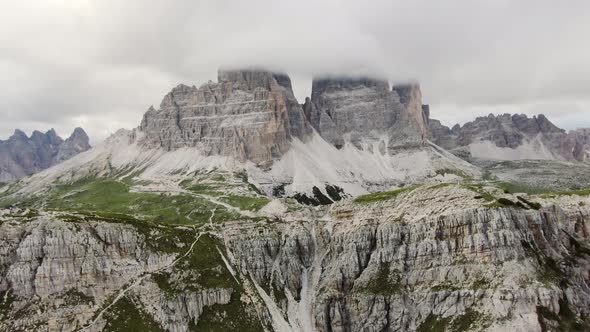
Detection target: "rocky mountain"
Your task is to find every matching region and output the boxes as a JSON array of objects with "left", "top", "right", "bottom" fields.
[
  {"left": 302, "top": 78, "right": 426, "bottom": 151},
  {"left": 139, "top": 69, "right": 312, "bottom": 168},
  {"left": 0, "top": 128, "right": 90, "bottom": 182},
  {"left": 139, "top": 70, "right": 431, "bottom": 169},
  {"left": 428, "top": 113, "right": 590, "bottom": 162},
  {"left": 15, "top": 69, "right": 477, "bottom": 201}
]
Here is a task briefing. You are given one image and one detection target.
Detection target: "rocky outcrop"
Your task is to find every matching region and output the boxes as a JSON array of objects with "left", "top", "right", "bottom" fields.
[
  {"left": 135, "top": 281, "right": 233, "bottom": 332},
  {"left": 0, "top": 214, "right": 176, "bottom": 331},
  {"left": 302, "top": 78, "right": 426, "bottom": 150},
  {"left": 0, "top": 212, "right": 250, "bottom": 332},
  {"left": 0, "top": 128, "right": 91, "bottom": 182},
  {"left": 391, "top": 83, "right": 429, "bottom": 138},
  {"left": 564, "top": 128, "right": 590, "bottom": 162},
  {"left": 428, "top": 113, "right": 590, "bottom": 162},
  {"left": 139, "top": 69, "right": 312, "bottom": 167},
  {"left": 224, "top": 185, "right": 590, "bottom": 331}
]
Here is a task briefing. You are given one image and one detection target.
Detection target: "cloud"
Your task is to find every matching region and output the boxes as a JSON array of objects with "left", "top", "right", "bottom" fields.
[{"left": 1, "top": 0, "right": 589, "bottom": 141}]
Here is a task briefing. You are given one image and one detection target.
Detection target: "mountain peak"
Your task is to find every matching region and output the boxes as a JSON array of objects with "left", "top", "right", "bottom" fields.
[
  {"left": 11, "top": 129, "right": 28, "bottom": 140},
  {"left": 428, "top": 112, "right": 585, "bottom": 161},
  {"left": 70, "top": 127, "right": 88, "bottom": 139}
]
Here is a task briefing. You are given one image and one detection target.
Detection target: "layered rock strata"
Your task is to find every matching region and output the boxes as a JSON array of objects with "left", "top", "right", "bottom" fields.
[
  {"left": 139, "top": 69, "right": 312, "bottom": 167},
  {"left": 303, "top": 78, "right": 427, "bottom": 150}
]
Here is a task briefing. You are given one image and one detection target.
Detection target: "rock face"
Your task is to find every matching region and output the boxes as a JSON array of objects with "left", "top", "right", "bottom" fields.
[
  {"left": 303, "top": 78, "right": 426, "bottom": 150},
  {"left": 54, "top": 127, "right": 91, "bottom": 163},
  {"left": 565, "top": 128, "right": 590, "bottom": 162},
  {"left": 224, "top": 185, "right": 590, "bottom": 332},
  {"left": 391, "top": 83, "right": 429, "bottom": 138},
  {"left": 0, "top": 128, "right": 91, "bottom": 182},
  {"left": 139, "top": 69, "right": 312, "bottom": 167},
  {"left": 0, "top": 212, "right": 242, "bottom": 332},
  {"left": 428, "top": 113, "right": 590, "bottom": 162}
]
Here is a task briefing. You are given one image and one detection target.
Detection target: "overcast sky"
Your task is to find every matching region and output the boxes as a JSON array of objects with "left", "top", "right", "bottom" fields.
[{"left": 1, "top": 0, "right": 589, "bottom": 143}]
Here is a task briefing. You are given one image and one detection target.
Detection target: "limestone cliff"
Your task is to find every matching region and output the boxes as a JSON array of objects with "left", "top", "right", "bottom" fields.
[
  {"left": 139, "top": 69, "right": 312, "bottom": 167},
  {"left": 303, "top": 78, "right": 427, "bottom": 151}
]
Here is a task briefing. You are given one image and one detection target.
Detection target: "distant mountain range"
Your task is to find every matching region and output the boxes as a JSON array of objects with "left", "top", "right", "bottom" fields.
[
  {"left": 0, "top": 128, "right": 90, "bottom": 182},
  {"left": 428, "top": 113, "right": 590, "bottom": 162}
]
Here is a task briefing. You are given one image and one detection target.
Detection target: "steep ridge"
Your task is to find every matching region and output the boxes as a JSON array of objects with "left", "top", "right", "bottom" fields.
[
  {"left": 428, "top": 113, "right": 590, "bottom": 162},
  {"left": 0, "top": 128, "right": 91, "bottom": 182}
]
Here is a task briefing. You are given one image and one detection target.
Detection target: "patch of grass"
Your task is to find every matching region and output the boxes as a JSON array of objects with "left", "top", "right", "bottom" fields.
[
  {"left": 174, "top": 234, "right": 239, "bottom": 291},
  {"left": 212, "top": 175, "right": 226, "bottom": 182},
  {"left": 45, "top": 179, "right": 240, "bottom": 224},
  {"left": 470, "top": 277, "right": 489, "bottom": 289},
  {"left": 428, "top": 183, "right": 452, "bottom": 190},
  {"left": 195, "top": 290, "right": 264, "bottom": 332},
  {"left": 271, "top": 282, "right": 287, "bottom": 303},
  {"left": 119, "top": 170, "right": 145, "bottom": 185},
  {"left": 431, "top": 282, "right": 459, "bottom": 292},
  {"left": 63, "top": 289, "right": 94, "bottom": 306},
  {"left": 461, "top": 184, "right": 495, "bottom": 202},
  {"left": 103, "top": 296, "right": 162, "bottom": 332},
  {"left": 184, "top": 183, "right": 223, "bottom": 196},
  {"left": 556, "top": 188, "right": 590, "bottom": 196},
  {"left": 220, "top": 195, "right": 270, "bottom": 211},
  {"left": 152, "top": 272, "right": 178, "bottom": 298},
  {"left": 0, "top": 290, "right": 15, "bottom": 318},
  {"left": 1, "top": 208, "right": 40, "bottom": 222},
  {"left": 496, "top": 181, "right": 549, "bottom": 195},
  {"left": 417, "top": 309, "right": 486, "bottom": 332},
  {"left": 357, "top": 263, "right": 402, "bottom": 295},
  {"left": 417, "top": 314, "right": 452, "bottom": 332},
  {"left": 354, "top": 185, "right": 419, "bottom": 204},
  {"left": 452, "top": 309, "right": 488, "bottom": 331}
]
